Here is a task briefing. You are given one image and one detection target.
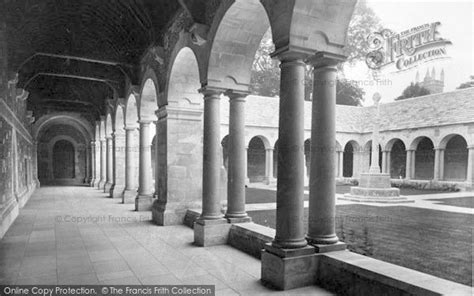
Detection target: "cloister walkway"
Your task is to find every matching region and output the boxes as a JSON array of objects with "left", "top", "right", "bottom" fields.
[{"left": 0, "top": 186, "right": 333, "bottom": 295}]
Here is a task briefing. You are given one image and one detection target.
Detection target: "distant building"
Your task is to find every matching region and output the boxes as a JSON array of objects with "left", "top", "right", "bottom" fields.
[{"left": 416, "top": 67, "right": 445, "bottom": 94}]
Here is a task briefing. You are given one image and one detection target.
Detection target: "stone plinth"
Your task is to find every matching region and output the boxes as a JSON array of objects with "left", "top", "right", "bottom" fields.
[
  {"left": 261, "top": 244, "right": 318, "bottom": 290},
  {"left": 340, "top": 173, "right": 413, "bottom": 203},
  {"left": 193, "top": 218, "right": 230, "bottom": 247}
]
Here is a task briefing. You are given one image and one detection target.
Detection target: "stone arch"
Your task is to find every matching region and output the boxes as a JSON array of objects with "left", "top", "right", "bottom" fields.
[
  {"left": 166, "top": 47, "right": 202, "bottom": 108},
  {"left": 33, "top": 113, "right": 92, "bottom": 142},
  {"left": 125, "top": 93, "right": 139, "bottom": 128},
  {"left": 139, "top": 68, "right": 160, "bottom": 120},
  {"left": 38, "top": 130, "right": 86, "bottom": 185},
  {"left": 248, "top": 135, "right": 269, "bottom": 182},
  {"left": 441, "top": 134, "right": 468, "bottom": 180},
  {"left": 412, "top": 136, "right": 435, "bottom": 180},
  {"left": 206, "top": 0, "right": 271, "bottom": 91},
  {"left": 343, "top": 140, "right": 359, "bottom": 178},
  {"left": 105, "top": 113, "right": 113, "bottom": 138},
  {"left": 388, "top": 139, "right": 407, "bottom": 179}
]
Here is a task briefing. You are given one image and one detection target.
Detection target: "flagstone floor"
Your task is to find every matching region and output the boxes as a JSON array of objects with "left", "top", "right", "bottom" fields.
[{"left": 0, "top": 186, "right": 333, "bottom": 296}]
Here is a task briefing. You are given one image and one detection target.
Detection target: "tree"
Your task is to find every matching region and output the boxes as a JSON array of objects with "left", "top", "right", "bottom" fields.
[
  {"left": 249, "top": 1, "right": 380, "bottom": 106},
  {"left": 336, "top": 80, "right": 365, "bottom": 106},
  {"left": 456, "top": 75, "right": 474, "bottom": 89},
  {"left": 343, "top": 0, "right": 383, "bottom": 66},
  {"left": 249, "top": 30, "right": 280, "bottom": 97},
  {"left": 395, "top": 83, "right": 430, "bottom": 100}
]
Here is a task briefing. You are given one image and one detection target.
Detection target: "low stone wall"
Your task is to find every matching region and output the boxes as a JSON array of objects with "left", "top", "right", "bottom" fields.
[
  {"left": 318, "top": 251, "right": 471, "bottom": 295},
  {"left": 194, "top": 221, "right": 471, "bottom": 294}
]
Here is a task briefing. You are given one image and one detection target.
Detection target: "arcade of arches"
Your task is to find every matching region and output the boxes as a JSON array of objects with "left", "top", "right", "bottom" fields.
[{"left": 1, "top": 0, "right": 473, "bottom": 293}]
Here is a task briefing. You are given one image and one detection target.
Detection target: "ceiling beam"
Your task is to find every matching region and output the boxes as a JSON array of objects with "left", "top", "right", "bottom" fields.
[
  {"left": 24, "top": 73, "right": 119, "bottom": 93},
  {"left": 18, "top": 52, "right": 133, "bottom": 73}
]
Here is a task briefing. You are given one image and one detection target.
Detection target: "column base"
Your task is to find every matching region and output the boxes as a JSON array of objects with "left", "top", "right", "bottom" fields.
[
  {"left": 122, "top": 189, "right": 137, "bottom": 204},
  {"left": 104, "top": 182, "right": 114, "bottom": 196},
  {"left": 97, "top": 180, "right": 105, "bottom": 190},
  {"left": 111, "top": 185, "right": 125, "bottom": 199},
  {"left": 310, "top": 241, "right": 347, "bottom": 253},
  {"left": 193, "top": 218, "right": 230, "bottom": 247},
  {"left": 135, "top": 194, "right": 154, "bottom": 211},
  {"left": 261, "top": 243, "right": 317, "bottom": 290},
  {"left": 151, "top": 199, "right": 195, "bottom": 226},
  {"left": 225, "top": 215, "right": 252, "bottom": 224},
  {"left": 90, "top": 178, "right": 96, "bottom": 187}
]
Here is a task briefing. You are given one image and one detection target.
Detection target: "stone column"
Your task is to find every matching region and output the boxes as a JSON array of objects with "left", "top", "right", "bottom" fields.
[
  {"left": 433, "top": 148, "right": 441, "bottom": 181},
  {"left": 338, "top": 151, "right": 344, "bottom": 178},
  {"left": 381, "top": 150, "right": 388, "bottom": 174},
  {"left": 439, "top": 149, "right": 445, "bottom": 180},
  {"left": 135, "top": 120, "right": 154, "bottom": 211},
  {"left": 104, "top": 135, "right": 114, "bottom": 195},
  {"left": 307, "top": 53, "right": 346, "bottom": 248},
  {"left": 466, "top": 146, "right": 474, "bottom": 186},
  {"left": 194, "top": 87, "right": 230, "bottom": 247},
  {"left": 99, "top": 139, "right": 107, "bottom": 189},
  {"left": 85, "top": 144, "right": 90, "bottom": 184},
  {"left": 123, "top": 127, "right": 138, "bottom": 203},
  {"left": 272, "top": 53, "right": 308, "bottom": 250},
  {"left": 90, "top": 141, "right": 96, "bottom": 187},
  {"left": 224, "top": 91, "right": 251, "bottom": 223},
  {"left": 94, "top": 139, "right": 101, "bottom": 188},
  {"left": 264, "top": 148, "right": 275, "bottom": 185},
  {"left": 405, "top": 149, "right": 414, "bottom": 180},
  {"left": 112, "top": 132, "right": 126, "bottom": 199}
]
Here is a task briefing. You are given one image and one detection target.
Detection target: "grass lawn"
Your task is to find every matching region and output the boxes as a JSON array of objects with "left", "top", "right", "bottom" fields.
[
  {"left": 246, "top": 188, "right": 473, "bottom": 286},
  {"left": 427, "top": 196, "right": 474, "bottom": 208}
]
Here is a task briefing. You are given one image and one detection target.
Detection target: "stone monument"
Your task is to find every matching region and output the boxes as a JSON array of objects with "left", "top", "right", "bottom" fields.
[{"left": 340, "top": 93, "right": 412, "bottom": 203}]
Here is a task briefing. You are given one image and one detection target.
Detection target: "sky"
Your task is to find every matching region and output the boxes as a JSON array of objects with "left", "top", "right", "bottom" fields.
[{"left": 343, "top": 0, "right": 473, "bottom": 105}]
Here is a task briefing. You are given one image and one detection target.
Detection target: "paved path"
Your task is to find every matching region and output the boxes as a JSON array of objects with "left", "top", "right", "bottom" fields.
[
  {"left": 246, "top": 184, "right": 474, "bottom": 215},
  {"left": 0, "top": 186, "right": 333, "bottom": 296}
]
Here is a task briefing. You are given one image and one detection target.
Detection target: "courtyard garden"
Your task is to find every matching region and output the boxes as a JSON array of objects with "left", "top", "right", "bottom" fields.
[{"left": 245, "top": 187, "right": 473, "bottom": 286}]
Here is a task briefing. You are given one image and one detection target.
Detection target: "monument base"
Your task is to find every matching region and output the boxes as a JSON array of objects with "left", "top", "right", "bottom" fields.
[{"left": 340, "top": 173, "right": 413, "bottom": 203}]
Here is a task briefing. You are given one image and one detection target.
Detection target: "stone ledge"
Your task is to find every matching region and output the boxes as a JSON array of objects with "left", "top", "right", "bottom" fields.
[
  {"left": 224, "top": 222, "right": 471, "bottom": 294},
  {"left": 318, "top": 251, "right": 472, "bottom": 295},
  {"left": 228, "top": 222, "right": 274, "bottom": 259}
]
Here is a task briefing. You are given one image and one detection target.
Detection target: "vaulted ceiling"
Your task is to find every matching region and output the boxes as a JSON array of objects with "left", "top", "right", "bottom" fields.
[{"left": 3, "top": 0, "right": 184, "bottom": 119}]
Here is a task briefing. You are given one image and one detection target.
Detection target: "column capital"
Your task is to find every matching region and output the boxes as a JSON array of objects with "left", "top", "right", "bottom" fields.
[
  {"left": 90, "top": 141, "right": 96, "bottom": 146},
  {"left": 137, "top": 119, "right": 153, "bottom": 125},
  {"left": 270, "top": 48, "right": 308, "bottom": 62},
  {"left": 199, "top": 86, "right": 224, "bottom": 98},
  {"left": 467, "top": 145, "right": 474, "bottom": 150},
  {"left": 306, "top": 51, "right": 346, "bottom": 69},
  {"left": 224, "top": 89, "right": 249, "bottom": 101},
  {"left": 406, "top": 149, "right": 416, "bottom": 152},
  {"left": 265, "top": 147, "right": 274, "bottom": 152},
  {"left": 433, "top": 147, "right": 445, "bottom": 151},
  {"left": 124, "top": 125, "right": 138, "bottom": 131}
]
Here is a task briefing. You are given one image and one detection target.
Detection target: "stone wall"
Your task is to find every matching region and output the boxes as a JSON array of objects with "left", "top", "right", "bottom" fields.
[{"left": 0, "top": 27, "right": 38, "bottom": 237}]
